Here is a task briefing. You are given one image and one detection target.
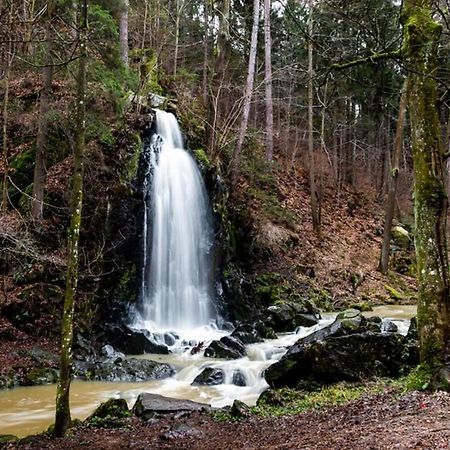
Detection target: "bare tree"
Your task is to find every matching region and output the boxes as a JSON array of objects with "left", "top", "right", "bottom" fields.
[
  {"left": 54, "top": 0, "right": 87, "bottom": 436},
  {"left": 379, "top": 79, "right": 407, "bottom": 274},
  {"left": 308, "top": 0, "right": 320, "bottom": 233},
  {"left": 31, "top": 0, "right": 54, "bottom": 220},
  {"left": 1, "top": 2, "right": 15, "bottom": 212},
  {"left": 263, "top": 0, "right": 273, "bottom": 161},
  {"left": 234, "top": 0, "right": 260, "bottom": 166},
  {"left": 119, "top": 0, "right": 129, "bottom": 67}
]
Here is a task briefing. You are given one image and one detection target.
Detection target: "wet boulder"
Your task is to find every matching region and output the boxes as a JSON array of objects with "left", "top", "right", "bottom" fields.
[
  {"left": 232, "top": 371, "right": 247, "bottom": 386},
  {"left": 265, "top": 302, "right": 320, "bottom": 332},
  {"left": 231, "top": 323, "right": 264, "bottom": 344},
  {"left": 298, "top": 309, "right": 366, "bottom": 346},
  {"left": 191, "top": 368, "right": 225, "bottom": 386},
  {"left": 102, "top": 325, "right": 169, "bottom": 355},
  {"left": 74, "top": 357, "right": 174, "bottom": 382},
  {"left": 100, "top": 345, "right": 125, "bottom": 363},
  {"left": 403, "top": 317, "right": 419, "bottom": 366},
  {"left": 132, "top": 393, "right": 209, "bottom": 419},
  {"left": 381, "top": 319, "right": 398, "bottom": 333},
  {"left": 22, "top": 367, "right": 59, "bottom": 386},
  {"left": 254, "top": 320, "right": 277, "bottom": 339},
  {"left": 265, "top": 332, "right": 415, "bottom": 388},
  {"left": 204, "top": 336, "right": 246, "bottom": 359},
  {"left": 264, "top": 309, "right": 418, "bottom": 388}
]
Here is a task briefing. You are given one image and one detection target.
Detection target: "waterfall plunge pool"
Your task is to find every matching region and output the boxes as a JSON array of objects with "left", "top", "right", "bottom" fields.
[{"left": 0, "top": 304, "right": 416, "bottom": 438}]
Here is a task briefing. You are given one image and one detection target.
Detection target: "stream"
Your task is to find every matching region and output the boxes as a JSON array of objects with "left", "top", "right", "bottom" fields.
[{"left": 0, "top": 305, "right": 416, "bottom": 438}]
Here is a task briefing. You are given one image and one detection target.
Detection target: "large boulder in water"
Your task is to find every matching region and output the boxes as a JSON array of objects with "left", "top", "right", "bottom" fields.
[
  {"left": 265, "top": 301, "right": 320, "bottom": 332},
  {"left": 264, "top": 310, "right": 418, "bottom": 388},
  {"left": 102, "top": 324, "right": 169, "bottom": 355},
  {"left": 191, "top": 368, "right": 225, "bottom": 386},
  {"left": 74, "top": 357, "right": 174, "bottom": 382},
  {"left": 265, "top": 332, "right": 408, "bottom": 387},
  {"left": 204, "top": 336, "right": 246, "bottom": 359},
  {"left": 132, "top": 393, "right": 210, "bottom": 419},
  {"left": 231, "top": 323, "right": 265, "bottom": 344}
]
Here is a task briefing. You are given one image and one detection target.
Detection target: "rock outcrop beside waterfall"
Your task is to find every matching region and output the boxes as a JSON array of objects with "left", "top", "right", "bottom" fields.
[{"left": 265, "top": 310, "right": 419, "bottom": 388}]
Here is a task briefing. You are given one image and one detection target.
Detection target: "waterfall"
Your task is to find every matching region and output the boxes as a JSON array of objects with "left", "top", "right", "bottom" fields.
[{"left": 140, "top": 110, "right": 213, "bottom": 331}]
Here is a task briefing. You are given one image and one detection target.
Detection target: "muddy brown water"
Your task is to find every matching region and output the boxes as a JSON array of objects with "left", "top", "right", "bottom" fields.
[{"left": 0, "top": 305, "right": 416, "bottom": 438}]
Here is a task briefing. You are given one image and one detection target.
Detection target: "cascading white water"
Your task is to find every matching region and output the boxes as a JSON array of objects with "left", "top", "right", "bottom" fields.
[{"left": 140, "top": 110, "right": 213, "bottom": 331}]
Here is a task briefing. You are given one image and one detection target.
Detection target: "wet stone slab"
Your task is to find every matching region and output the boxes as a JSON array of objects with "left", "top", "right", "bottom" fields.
[{"left": 132, "top": 393, "right": 211, "bottom": 419}]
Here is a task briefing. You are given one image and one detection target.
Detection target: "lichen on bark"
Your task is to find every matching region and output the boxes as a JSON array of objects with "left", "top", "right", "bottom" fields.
[{"left": 403, "top": 0, "right": 450, "bottom": 384}]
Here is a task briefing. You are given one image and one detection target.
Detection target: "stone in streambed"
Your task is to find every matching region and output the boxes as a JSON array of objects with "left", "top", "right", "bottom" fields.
[
  {"left": 191, "top": 367, "right": 225, "bottom": 386},
  {"left": 232, "top": 370, "right": 247, "bottom": 386},
  {"left": 204, "top": 336, "right": 246, "bottom": 359},
  {"left": 132, "top": 393, "right": 210, "bottom": 419},
  {"left": 265, "top": 332, "right": 411, "bottom": 388},
  {"left": 102, "top": 324, "right": 169, "bottom": 355},
  {"left": 74, "top": 357, "right": 174, "bottom": 382},
  {"left": 381, "top": 319, "right": 398, "bottom": 333},
  {"left": 265, "top": 301, "right": 320, "bottom": 332}
]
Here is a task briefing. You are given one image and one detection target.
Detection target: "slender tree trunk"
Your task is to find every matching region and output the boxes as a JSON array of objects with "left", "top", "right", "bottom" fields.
[
  {"left": 233, "top": 0, "right": 260, "bottom": 169},
  {"left": 202, "top": 0, "right": 209, "bottom": 103},
  {"left": 318, "top": 78, "right": 328, "bottom": 232},
  {"left": 32, "top": 0, "right": 54, "bottom": 220},
  {"left": 2, "top": 6, "right": 14, "bottom": 212},
  {"left": 54, "top": 0, "right": 87, "bottom": 436},
  {"left": 206, "top": 0, "right": 230, "bottom": 156},
  {"left": 403, "top": 0, "right": 450, "bottom": 383},
  {"left": 173, "top": 0, "right": 181, "bottom": 76},
  {"left": 263, "top": 0, "right": 273, "bottom": 162},
  {"left": 379, "top": 79, "right": 408, "bottom": 274},
  {"left": 2, "top": 62, "right": 10, "bottom": 212},
  {"left": 308, "top": 0, "right": 319, "bottom": 233},
  {"left": 70, "top": 1, "right": 78, "bottom": 41},
  {"left": 119, "top": 0, "right": 129, "bottom": 67}
]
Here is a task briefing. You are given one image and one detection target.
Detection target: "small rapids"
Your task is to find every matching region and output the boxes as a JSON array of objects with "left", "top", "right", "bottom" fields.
[{"left": 0, "top": 319, "right": 334, "bottom": 437}]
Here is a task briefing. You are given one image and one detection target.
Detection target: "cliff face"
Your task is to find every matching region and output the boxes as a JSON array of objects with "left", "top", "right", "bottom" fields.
[{"left": 0, "top": 73, "right": 417, "bottom": 386}]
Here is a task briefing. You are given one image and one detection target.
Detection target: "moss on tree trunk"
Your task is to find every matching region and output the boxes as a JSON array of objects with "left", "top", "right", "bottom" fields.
[
  {"left": 54, "top": 0, "right": 88, "bottom": 437},
  {"left": 403, "top": 0, "right": 450, "bottom": 384}
]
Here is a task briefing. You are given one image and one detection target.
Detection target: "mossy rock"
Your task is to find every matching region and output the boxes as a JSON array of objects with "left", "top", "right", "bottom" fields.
[
  {"left": 391, "top": 226, "right": 411, "bottom": 248},
  {"left": 23, "top": 367, "right": 59, "bottom": 386},
  {"left": 86, "top": 398, "right": 131, "bottom": 429},
  {"left": 385, "top": 285, "right": 405, "bottom": 301},
  {"left": 350, "top": 301, "right": 372, "bottom": 312},
  {"left": 89, "top": 398, "right": 130, "bottom": 420}
]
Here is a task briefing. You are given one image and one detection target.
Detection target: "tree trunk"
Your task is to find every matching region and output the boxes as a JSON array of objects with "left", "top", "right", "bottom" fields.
[
  {"left": 205, "top": 0, "right": 230, "bottom": 157},
  {"left": 308, "top": 0, "right": 319, "bottom": 233},
  {"left": 233, "top": 0, "right": 260, "bottom": 169},
  {"left": 403, "top": 0, "right": 450, "bottom": 383},
  {"left": 379, "top": 79, "right": 408, "bottom": 275},
  {"left": 32, "top": 0, "right": 54, "bottom": 220},
  {"left": 173, "top": 0, "right": 181, "bottom": 77},
  {"left": 263, "top": 0, "right": 273, "bottom": 162},
  {"left": 119, "top": 0, "right": 129, "bottom": 67},
  {"left": 1, "top": 5, "right": 14, "bottom": 212},
  {"left": 54, "top": 0, "right": 87, "bottom": 437},
  {"left": 202, "top": 0, "right": 209, "bottom": 103}
]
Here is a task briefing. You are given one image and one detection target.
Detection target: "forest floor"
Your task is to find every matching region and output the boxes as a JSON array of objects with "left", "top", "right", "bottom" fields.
[{"left": 4, "top": 389, "right": 450, "bottom": 449}]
